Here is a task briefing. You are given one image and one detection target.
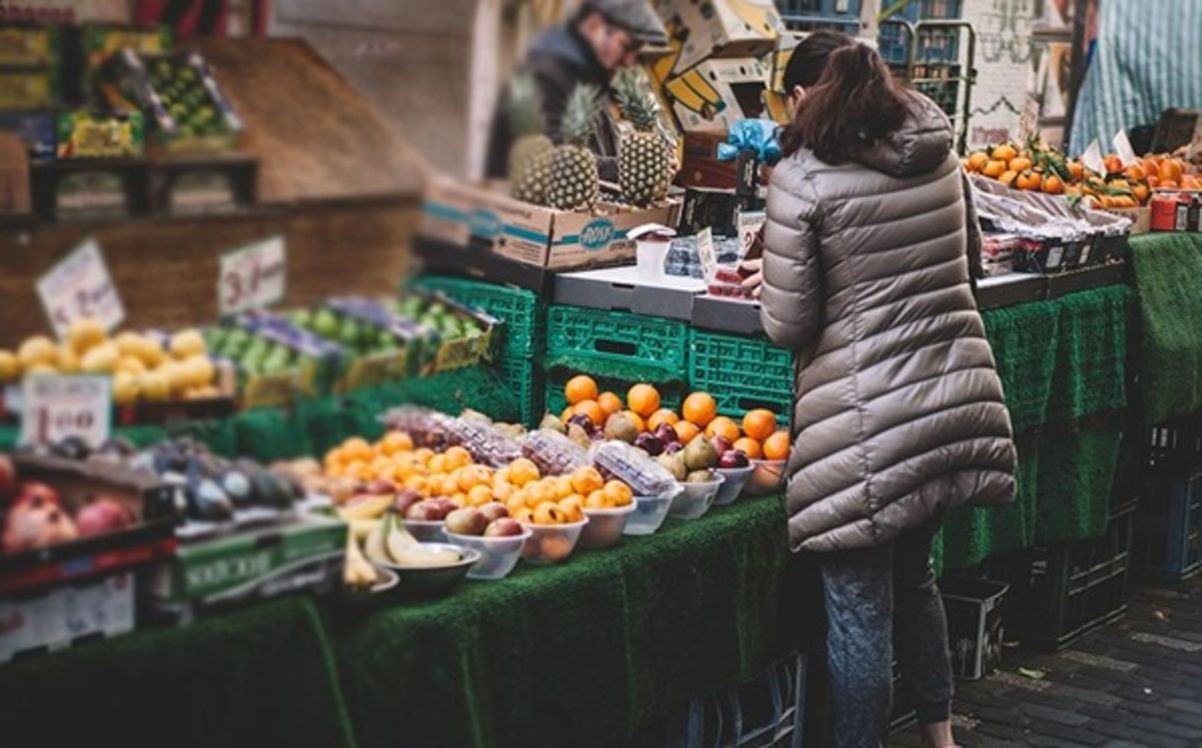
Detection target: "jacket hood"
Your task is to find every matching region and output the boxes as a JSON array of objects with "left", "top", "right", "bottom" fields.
[
  {"left": 528, "top": 26, "right": 609, "bottom": 84},
  {"left": 853, "top": 91, "right": 954, "bottom": 178}
]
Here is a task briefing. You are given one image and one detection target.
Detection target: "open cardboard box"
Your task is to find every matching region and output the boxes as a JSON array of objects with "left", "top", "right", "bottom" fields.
[
  {"left": 665, "top": 57, "right": 769, "bottom": 133},
  {"left": 420, "top": 175, "right": 682, "bottom": 271},
  {"left": 654, "top": 0, "right": 783, "bottom": 75}
]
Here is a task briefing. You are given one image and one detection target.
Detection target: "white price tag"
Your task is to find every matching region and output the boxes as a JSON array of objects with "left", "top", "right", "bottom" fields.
[
  {"left": 696, "top": 227, "right": 717, "bottom": 279},
  {"left": 36, "top": 239, "right": 125, "bottom": 340},
  {"left": 20, "top": 374, "right": 111, "bottom": 448},
  {"left": 1112, "top": 130, "right": 1139, "bottom": 167},
  {"left": 218, "top": 236, "right": 286, "bottom": 315},
  {"left": 737, "top": 210, "right": 766, "bottom": 259},
  {"left": 1082, "top": 140, "right": 1106, "bottom": 176}
]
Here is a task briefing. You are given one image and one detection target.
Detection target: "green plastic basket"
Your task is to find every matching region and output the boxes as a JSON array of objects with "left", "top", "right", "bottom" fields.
[
  {"left": 545, "top": 305, "right": 689, "bottom": 374},
  {"left": 412, "top": 275, "right": 546, "bottom": 360},
  {"left": 498, "top": 355, "right": 546, "bottom": 428},
  {"left": 688, "top": 329, "right": 795, "bottom": 419}
]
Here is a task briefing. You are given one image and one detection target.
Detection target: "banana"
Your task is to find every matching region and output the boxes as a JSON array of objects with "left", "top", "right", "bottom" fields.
[
  {"left": 364, "top": 514, "right": 391, "bottom": 565},
  {"left": 337, "top": 494, "right": 393, "bottom": 522},
  {"left": 344, "top": 531, "right": 377, "bottom": 589},
  {"left": 386, "top": 515, "right": 420, "bottom": 565},
  {"left": 349, "top": 518, "right": 380, "bottom": 542}
]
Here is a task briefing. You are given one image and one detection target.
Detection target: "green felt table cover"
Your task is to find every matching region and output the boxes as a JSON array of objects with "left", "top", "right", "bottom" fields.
[
  {"left": 0, "top": 596, "right": 357, "bottom": 748},
  {"left": 335, "top": 496, "right": 788, "bottom": 748},
  {"left": 1130, "top": 232, "right": 1202, "bottom": 422}
]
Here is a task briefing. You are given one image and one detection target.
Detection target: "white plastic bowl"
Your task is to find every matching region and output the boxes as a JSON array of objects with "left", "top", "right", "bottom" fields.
[
  {"left": 714, "top": 464, "right": 755, "bottom": 506},
  {"left": 402, "top": 518, "right": 447, "bottom": 542},
  {"left": 580, "top": 502, "right": 637, "bottom": 549},
  {"left": 669, "top": 474, "right": 725, "bottom": 519},
  {"left": 445, "top": 528, "right": 532, "bottom": 580},
  {"left": 623, "top": 485, "right": 683, "bottom": 536},
  {"left": 520, "top": 518, "right": 589, "bottom": 565},
  {"left": 746, "top": 459, "right": 786, "bottom": 495}
]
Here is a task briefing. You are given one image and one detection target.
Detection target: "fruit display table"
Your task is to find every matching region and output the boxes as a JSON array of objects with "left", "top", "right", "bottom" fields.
[{"left": 1127, "top": 232, "right": 1202, "bottom": 423}]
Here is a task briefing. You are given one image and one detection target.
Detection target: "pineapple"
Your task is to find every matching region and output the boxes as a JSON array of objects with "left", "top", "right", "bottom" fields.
[
  {"left": 613, "top": 69, "right": 673, "bottom": 207},
  {"left": 546, "top": 83, "right": 603, "bottom": 212},
  {"left": 506, "top": 74, "right": 555, "bottom": 205}
]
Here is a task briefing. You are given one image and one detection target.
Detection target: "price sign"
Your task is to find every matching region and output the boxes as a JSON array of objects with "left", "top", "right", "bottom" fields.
[
  {"left": 218, "top": 236, "right": 286, "bottom": 315},
  {"left": 737, "top": 210, "right": 766, "bottom": 258},
  {"left": 1082, "top": 140, "right": 1106, "bottom": 176},
  {"left": 696, "top": 227, "right": 717, "bottom": 279},
  {"left": 36, "top": 239, "right": 125, "bottom": 339},
  {"left": 20, "top": 374, "right": 111, "bottom": 448},
  {"left": 1112, "top": 129, "right": 1139, "bottom": 167}
]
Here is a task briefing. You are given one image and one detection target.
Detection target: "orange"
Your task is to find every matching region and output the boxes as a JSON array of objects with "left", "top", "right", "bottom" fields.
[
  {"left": 1067, "top": 162, "right": 1084, "bottom": 181},
  {"left": 1160, "top": 179, "right": 1179, "bottom": 189},
  {"left": 705, "top": 416, "right": 741, "bottom": 442},
  {"left": 565, "top": 375, "right": 598, "bottom": 406},
  {"left": 427, "top": 454, "right": 448, "bottom": 474},
  {"left": 1132, "top": 183, "right": 1150, "bottom": 203},
  {"left": 404, "top": 474, "right": 429, "bottom": 495},
  {"left": 762, "top": 431, "right": 790, "bottom": 460},
  {"left": 458, "top": 464, "right": 492, "bottom": 491},
  {"left": 492, "top": 481, "right": 515, "bottom": 501},
  {"left": 1159, "top": 159, "right": 1184, "bottom": 183},
  {"left": 980, "top": 159, "right": 1006, "bottom": 178},
  {"left": 1146, "top": 174, "right": 1161, "bottom": 188},
  {"left": 573, "top": 399, "right": 605, "bottom": 426},
  {"left": 622, "top": 410, "right": 646, "bottom": 433},
  {"left": 742, "top": 409, "right": 777, "bottom": 440},
  {"left": 558, "top": 495, "right": 585, "bottom": 522},
  {"left": 990, "top": 143, "right": 1017, "bottom": 162},
  {"left": 733, "top": 437, "right": 763, "bottom": 459},
  {"left": 1041, "top": 176, "right": 1064, "bottom": 195},
  {"left": 674, "top": 420, "right": 702, "bottom": 444},
  {"left": 342, "top": 437, "right": 373, "bottom": 462},
  {"left": 468, "top": 484, "right": 493, "bottom": 506},
  {"left": 380, "top": 430, "right": 415, "bottom": 455},
  {"left": 444, "top": 446, "right": 472, "bottom": 469},
  {"left": 998, "top": 169, "right": 1018, "bottom": 188},
  {"left": 597, "top": 391, "right": 623, "bottom": 417},
  {"left": 525, "top": 481, "right": 555, "bottom": 508},
  {"left": 965, "top": 152, "right": 989, "bottom": 172},
  {"left": 682, "top": 391, "right": 717, "bottom": 427},
  {"left": 1104, "top": 154, "right": 1122, "bottom": 175},
  {"left": 1016, "top": 171, "right": 1042, "bottom": 191},
  {"left": 508, "top": 458, "right": 540, "bottom": 487},
  {"left": 603, "top": 480, "right": 633, "bottom": 506},
  {"left": 1123, "top": 163, "right": 1146, "bottom": 182},
  {"left": 1007, "top": 156, "right": 1032, "bottom": 173},
  {"left": 1183, "top": 176, "right": 1202, "bottom": 190},
  {"left": 570, "top": 466, "right": 605, "bottom": 495},
  {"left": 506, "top": 494, "right": 527, "bottom": 516},
  {"left": 585, "top": 490, "right": 608, "bottom": 509},
  {"left": 552, "top": 475, "right": 575, "bottom": 500},
  {"left": 646, "top": 408, "right": 680, "bottom": 431},
  {"left": 626, "top": 383, "right": 661, "bottom": 418}
]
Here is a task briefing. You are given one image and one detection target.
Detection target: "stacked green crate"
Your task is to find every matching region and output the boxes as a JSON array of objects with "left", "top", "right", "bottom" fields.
[
  {"left": 544, "top": 305, "right": 690, "bottom": 415},
  {"left": 412, "top": 276, "right": 546, "bottom": 426},
  {"left": 688, "top": 329, "right": 795, "bottom": 419}
]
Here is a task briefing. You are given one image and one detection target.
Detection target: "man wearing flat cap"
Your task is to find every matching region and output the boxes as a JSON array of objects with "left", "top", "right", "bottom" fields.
[{"left": 486, "top": 0, "right": 667, "bottom": 182}]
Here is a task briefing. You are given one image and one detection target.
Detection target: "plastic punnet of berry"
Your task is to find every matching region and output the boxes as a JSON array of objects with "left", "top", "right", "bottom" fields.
[
  {"left": 445, "top": 416, "right": 523, "bottom": 467},
  {"left": 590, "top": 440, "right": 677, "bottom": 497},
  {"left": 379, "top": 406, "right": 457, "bottom": 449},
  {"left": 522, "top": 429, "right": 591, "bottom": 475}
]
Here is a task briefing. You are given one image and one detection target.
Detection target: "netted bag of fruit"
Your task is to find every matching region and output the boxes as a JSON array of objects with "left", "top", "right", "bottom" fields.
[
  {"left": 522, "top": 429, "right": 590, "bottom": 476},
  {"left": 379, "top": 406, "right": 456, "bottom": 449},
  {"left": 445, "top": 416, "right": 523, "bottom": 467},
  {"left": 590, "top": 440, "right": 677, "bottom": 497}
]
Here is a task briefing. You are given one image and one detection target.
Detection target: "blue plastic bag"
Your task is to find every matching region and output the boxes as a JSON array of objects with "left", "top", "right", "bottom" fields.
[{"left": 716, "top": 119, "right": 782, "bottom": 165}]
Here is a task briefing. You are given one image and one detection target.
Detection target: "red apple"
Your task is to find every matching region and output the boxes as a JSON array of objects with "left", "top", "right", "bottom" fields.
[
  {"left": 3, "top": 493, "right": 76, "bottom": 552},
  {"left": 429, "top": 498, "right": 458, "bottom": 520},
  {"left": 405, "top": 500, "right": 442, "bottom": 521},
  {"left": 478, "top": 502, "right": 509, "bottom": 523},
  {"left": 719, "top": 450, "right": 751, "bottom": 469},
  {"left": 653, "top": 423, "right": 678, "bottom": 445},
  {"left": 634, "top": 433, "right": 664, "bottom": 456},
  {"left": 14, "top": 482, "right": 61, "bottom": 509},
  {"left": 365, "top": 478, "right": 396, "bottom": 495},
  {"left": 710, "top": 435, "right": 732, "bottom": 457},
  {"left": 76, "top": 496, "right": 134, "bottom": 537},
  {"left": 445, "top": 508, "right": 488, "bottom": 536},
  {"left": 392, "top": 488, "right": 423, "bottom": 515},
  {"left": 484, "top": 517, "right": 524, "bottom": 537}
]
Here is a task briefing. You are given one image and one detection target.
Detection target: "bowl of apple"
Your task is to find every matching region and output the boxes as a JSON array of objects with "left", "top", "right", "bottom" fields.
[
  {"left": 714, "top": 449, "right": 754, "bottom": 506},
  {"left": 444, "top": 502, "right": 531, "bottom": 580},
  {"left": 397, "top": 494, "right": 457, "bottom": 542}
]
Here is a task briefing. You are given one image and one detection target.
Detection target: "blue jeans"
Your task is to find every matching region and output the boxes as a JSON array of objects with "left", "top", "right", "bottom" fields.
[{"left": 819, "top": 516, "right": 953, "bottom": 748}]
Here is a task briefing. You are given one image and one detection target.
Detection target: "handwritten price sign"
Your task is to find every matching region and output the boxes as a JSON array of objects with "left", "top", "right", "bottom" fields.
[
  {"left": 20, "top": 374, "right": 112, "bottom": 448},
  {"left": 218, "top": 237, "right": 286, "bottom": 315},
  {"left": 36, "top": 239, "right": 125, "bottom": 339},
  {"left": 696, "top": 227, "right": 717, "bottom": 280}
]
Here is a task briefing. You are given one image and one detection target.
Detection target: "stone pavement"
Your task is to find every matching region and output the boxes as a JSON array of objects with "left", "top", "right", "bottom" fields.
[{"left": 892, "top": 577, "right": 1202, "bottom": 747}]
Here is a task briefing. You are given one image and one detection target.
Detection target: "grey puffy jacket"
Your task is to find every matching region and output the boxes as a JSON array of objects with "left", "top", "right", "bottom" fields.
[{"left": 760, "top": 93, "right": 1016, "bottom": 552}]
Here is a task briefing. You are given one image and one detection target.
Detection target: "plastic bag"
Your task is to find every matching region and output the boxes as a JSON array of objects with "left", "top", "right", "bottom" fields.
[
  {"left": 716, "top": 119, "right": 782, "bottom": 165},
  {"left": 521, "top": 429, "right": 590, "bottom": 476},
  {"left": 590, "top": 440, "right": 677, "bottom": 497}
]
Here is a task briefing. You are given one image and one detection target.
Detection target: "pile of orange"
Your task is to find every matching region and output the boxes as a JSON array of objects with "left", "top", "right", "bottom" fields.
[
  {"left": 499, "top": 462, "right": 633, "bottom": 525},
  {"left": 963, "top": 139, "right": 1199, "bottom": 208},
  {"left": 559, "top": 377, "right": 790, "bottom": 460}
]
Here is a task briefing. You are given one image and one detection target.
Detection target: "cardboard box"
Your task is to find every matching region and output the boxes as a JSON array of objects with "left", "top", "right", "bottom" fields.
[
  {"left": 680, "top": 131, "right": 736, "bottom": 190},
  {"left": 421, "top": 176, "right": 682, "bottom": 271},
  {"left": 665, "top": 58, "right": 768, "bottom": 133},
  {"left": 0, "top": 571, "right": 135, "bottom": 663},
  {"left": 553, "top": 265, "right": 705, "bottom": 321},
  {"left": 655, "top": 0, "right": 783, "bottom": 75},
  {"left": 0, "top": 132, "right": 31, "bottom": 216}
]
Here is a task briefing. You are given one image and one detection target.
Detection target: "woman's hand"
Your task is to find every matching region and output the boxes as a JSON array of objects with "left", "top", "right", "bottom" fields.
[{"left": 739, "top": 258, "right": 763, "bottom": 298}]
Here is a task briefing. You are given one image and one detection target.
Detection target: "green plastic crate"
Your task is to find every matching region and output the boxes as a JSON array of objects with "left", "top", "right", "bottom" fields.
[
  {"left": 412, "top": 275, "right": 546, "bottom": 360},
  {"left": 498, "top": 355, "right": 546, "bottom": 428},
  {"left": 688, "top": 329, "right": 795, "bottom": 419},
  {"left": 546, "top": 305, "right": 689, "bottom": 374}
]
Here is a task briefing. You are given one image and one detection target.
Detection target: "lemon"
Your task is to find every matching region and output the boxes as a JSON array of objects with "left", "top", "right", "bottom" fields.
[
  {"left": 114, "top": 331, "right": 146, "bottom": 358},
  {"left": 17, "top": 336, "right": 58, "bottom": 369},
  {"left": 185, "top": 355, "right": 215, "bottom": 388},
  {"left": 116, "top": 356, "right": 147, "bottom": 376},
  {"left": 81, "top": 342, "right": 120, "bottom": 374},
  {"left": 170, "top": 329, "right": 206, "bottom": 359},
  {"left": 68, "top": 317, "right": 107, "bottom": 355},
  {"left": 112, "top": 371, "right": 140, "bottom": 405},
  {"left": 139, "top": 371, "right": 170, "bottom": 401},
  {"left": 137, "top": 338, "right": 166, "bottom": 368},
  {"left": 158, "top": 360, "right": 192, "bottom": 395},
  {"left": 0, "top": 350, "right": 20, "bottom": 382},
  {"left": 56, "top": 344, "right": 81, "bottom": 373}
]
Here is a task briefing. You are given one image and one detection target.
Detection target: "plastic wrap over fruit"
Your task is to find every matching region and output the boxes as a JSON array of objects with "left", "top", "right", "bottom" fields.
[
  {"left": 590, "top": 440, "right": 677, "bottom": 497},
  {"left": 445, "top": 416, "right": 523, "bottom": 468},
  {"left": 380, "top": 406, "right": 456, "bottom": 449},
  {"left": 522, "top": 429, "right": 590, "bottom": 476}
]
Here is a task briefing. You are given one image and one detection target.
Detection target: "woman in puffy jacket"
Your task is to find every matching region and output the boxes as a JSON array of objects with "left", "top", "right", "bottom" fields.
[{"left": 757, "top": 32, "right": 1017, "bottom": 748}]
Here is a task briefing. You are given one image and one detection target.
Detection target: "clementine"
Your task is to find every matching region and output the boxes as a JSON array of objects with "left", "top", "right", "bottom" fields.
[
  {"left": 705, "top": 416, "right": 741, "bottom": 442},
  {"left": 597, "top": 391, "right": 623, "bottom": 416},
  {"left": 966, "top": 152, "right": 989, "bottom": 172},
  {"left": 682, "top": 391, "right": 718, "bottom": 426},
  {"left": 573, "top": 399, "right": 605, "bottom": 426},
  {"left": 1159, "top": 159, "right": 1184, "bottom": 183},
  {"left": 763, "top": 431, "right": 790, "bottom": 460},
  {"left": 622, "top": 410, "right": 647, "bottom": 433},
  {"left": 732, "top": 437, "right": 763, "bottom": 459},
  {"left": 627, "top": 383, "right": 661, "bottom": 417},
  {"left": 990, "top": 143, "right": 1017, "bottom": 162},
  {"left": 647, "top": 408, "right": 680, "bottom": 430},
  {"left": 565, "top": 375, "right": 598, "bottom": 406},
  {"left": 674, "top": 420, "right": 702, "bottom": 444},
  {"left": 742, "top": 409, "right": 777, "bottom": 440}
]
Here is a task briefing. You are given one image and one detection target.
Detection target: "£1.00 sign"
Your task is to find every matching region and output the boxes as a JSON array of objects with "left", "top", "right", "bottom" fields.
[
  {"left": 20, "top": 374, "right": 112, "bottom": 448},
  {"left": 218, "top": 236, "right": 286, "bottom": 315},
  {"left": 36, "top": 239, "right": 126, "bottom": 339}
]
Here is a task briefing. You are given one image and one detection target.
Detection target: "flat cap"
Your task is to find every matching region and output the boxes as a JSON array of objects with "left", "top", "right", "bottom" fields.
[{"left": 585, "top": 0, "right": 668, "bottom": 46}]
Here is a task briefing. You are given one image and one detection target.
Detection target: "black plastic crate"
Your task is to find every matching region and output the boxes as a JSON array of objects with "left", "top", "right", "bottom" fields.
[
  {"left": 941, "top": 577, "right": 1009, "bottom": 680},
  {"left": 1145, "top": 413, "right": 1202, "bottom": 475},
  {"left": 1014, "top": 506, "right": 1134, "bottom": 651},
  {"left": 1133, "top": 477, "right": 1202, "bottom": 583}
]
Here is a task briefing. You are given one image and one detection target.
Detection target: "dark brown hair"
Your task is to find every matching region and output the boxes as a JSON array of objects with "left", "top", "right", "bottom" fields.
[
  {"left": 782, "top": 29, "right": 856, "bottom": 91},
  {"left": 780, "top": 42, "right": 910, "bottom": 163}
]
